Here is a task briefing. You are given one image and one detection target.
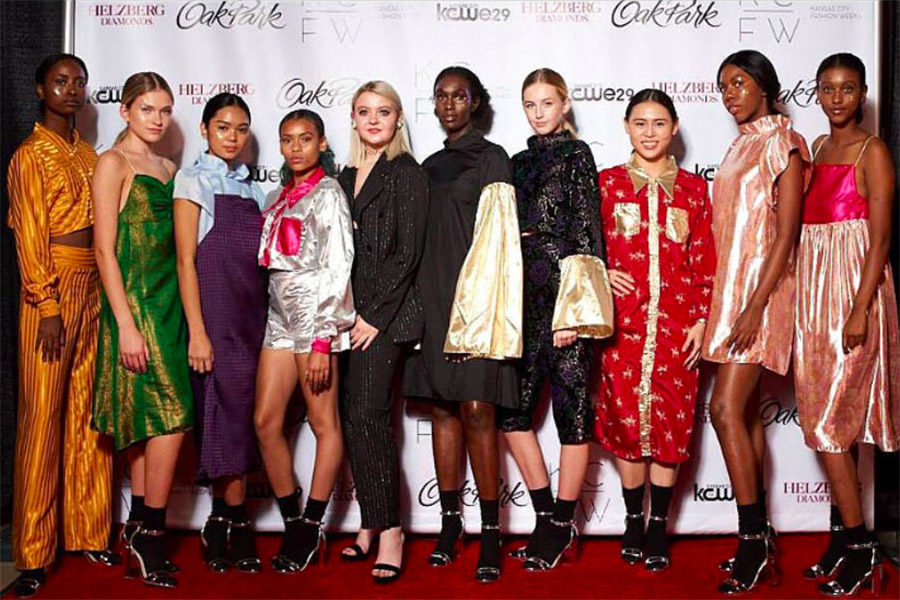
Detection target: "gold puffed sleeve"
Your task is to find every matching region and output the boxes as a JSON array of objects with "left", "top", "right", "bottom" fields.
[
  {"left": 443, "top": 181, "right": 523, "bottom": 360},
  {"left": 551, "top": 254, "right": 614, "bottom": 338}
]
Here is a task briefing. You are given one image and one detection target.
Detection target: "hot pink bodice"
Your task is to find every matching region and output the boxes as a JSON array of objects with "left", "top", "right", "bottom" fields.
[{"left": 803, "top": 164, "right": 869, "bottom": 224}]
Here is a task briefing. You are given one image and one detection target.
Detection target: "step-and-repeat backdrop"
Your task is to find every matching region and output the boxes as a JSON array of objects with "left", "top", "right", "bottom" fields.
[{"left": 73, "top": 0, "right": 881, "bottom": 534}]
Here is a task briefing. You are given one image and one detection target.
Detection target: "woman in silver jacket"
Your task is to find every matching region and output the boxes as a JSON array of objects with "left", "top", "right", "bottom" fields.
[{"left": 253, "top": 109, "right": 355, "bottom": 574}]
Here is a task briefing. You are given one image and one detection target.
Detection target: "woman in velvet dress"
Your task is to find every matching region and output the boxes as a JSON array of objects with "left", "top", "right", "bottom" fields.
[
  {"left": 794, "top": 53, "right": 898, "bottom": 597},
  {"left": 173, "top": 92, "right": 268, "bottom": 573},
  {"left": 403, "top": 66, "right": 522, "bottom": 583}
]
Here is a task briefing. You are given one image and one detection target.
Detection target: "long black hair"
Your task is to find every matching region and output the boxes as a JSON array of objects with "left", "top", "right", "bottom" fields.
[
  {"left": 816, "top": 53, "right": 867, "bottom": 124},
  {"left": 278, "top": 109, "right": 336, "bottom": 185},
  {"left": 717, "top": 50, "right": 781, "bottom": 115},
  {"left": 625, "top": 88, "right": 679, "bottom": 122},
  {"left": 202, "top": 92, "right": 251, "bottom": 126},
  {"left": 433, "top": 65, "right": 494, "bottom": 131}
]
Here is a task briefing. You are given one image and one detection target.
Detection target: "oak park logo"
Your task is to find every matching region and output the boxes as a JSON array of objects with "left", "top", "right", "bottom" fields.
[
  {"left": 610, "top": 0, "right": 721, "bottom": 29},
  {"left": 176, "top": 0, "right": 285, "bottom": 30}
]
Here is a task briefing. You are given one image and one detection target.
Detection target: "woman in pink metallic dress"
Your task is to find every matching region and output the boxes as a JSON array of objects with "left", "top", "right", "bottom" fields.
[
  {"left": 794, "top": 53, "right": 898, "bottom": 597},
  {"left": 701, "top": 50, "right": 810, "bottom": 594}
]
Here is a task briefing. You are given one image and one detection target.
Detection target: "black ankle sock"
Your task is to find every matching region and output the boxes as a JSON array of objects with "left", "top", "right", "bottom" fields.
[
  {"left": 439, "top": 489, "right": 459, "bottom": 513},
  {"left": 553, "top": 499, "right": 577, "bottom": 523},
  {"left": 737, "top": 502, "right": 765, "bottom": 535},
  {"left": 480, "top": 499, "right": 499, "bottom": 527},
  {"left": 844, "top": 524, "right": 869, "bottom": 546},
  {"left": 529, "top": 486, "right": 554, "bottom": 514},
  {"left": 129, "top": 494, "right": 145, "bottom": 521},
  {"left": 277, "top": 490, "right": 301, "bottom": 521},
  {"left": 303, "top": 498, "right": 328, "bottom": 523},
  {"left": 224, "top": 502, "right": 248, "bottom": 523},
  {"left": 143, "top": 506, "right": 167, "bottom": 530},
  {"left": 211, "top": 496, "right": 228, "bottom": 517},
  {"left": 757, "top": 488, "right": 768, "bottom": 521},
  {"left": 20, "top": 568, "right": 44, "bottom": 581},
  {"left": 830, "top": 504, "right": 844, "bottom": 528},
  {"left": 623, "top": 484, "right": 645, "bottom": 515},
  {"left": 650, "top": 484, "right": 674, "bottom": 519}
]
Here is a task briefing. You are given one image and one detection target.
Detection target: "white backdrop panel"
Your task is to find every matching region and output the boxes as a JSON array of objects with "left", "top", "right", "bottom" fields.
[{"left": 74, "top": 0, "right": 880, "bottom": 534}]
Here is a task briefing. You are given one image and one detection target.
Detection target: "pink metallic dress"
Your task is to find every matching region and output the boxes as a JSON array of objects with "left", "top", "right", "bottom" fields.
[
  {"left": 702, "top": 114, "right": 810, "bottom": 375},
  {"left": 793, "top": 138, "right": 900, "bottom": 453}
]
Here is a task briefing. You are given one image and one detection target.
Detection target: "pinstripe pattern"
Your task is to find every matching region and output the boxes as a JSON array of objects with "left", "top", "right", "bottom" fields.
[{"left": 13, "top": 245, "right": 113, "bottom": 570}]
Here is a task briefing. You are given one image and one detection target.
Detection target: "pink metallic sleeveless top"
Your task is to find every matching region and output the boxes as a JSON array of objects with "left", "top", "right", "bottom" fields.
[{"left": 803, "top": 137, "right": 872, "bottom": 224}]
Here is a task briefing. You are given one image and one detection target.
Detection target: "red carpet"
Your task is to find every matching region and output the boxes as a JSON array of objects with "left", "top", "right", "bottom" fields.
[{"left": 6, "top": 532, "right": 897, "bottom": 599}]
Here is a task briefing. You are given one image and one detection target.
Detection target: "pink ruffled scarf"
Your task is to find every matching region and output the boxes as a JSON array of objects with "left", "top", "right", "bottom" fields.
[{"left": 259, "top": 167, "right": 325, "bottom": 267}]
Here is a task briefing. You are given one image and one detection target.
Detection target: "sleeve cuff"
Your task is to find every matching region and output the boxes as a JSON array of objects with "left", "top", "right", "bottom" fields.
[
  {"left": 311, "top": 337, "right": 332, "bottom": 355},
  {"left": 551, "top": 254, "right": 615, "bottom": 339},
  {"left": 36, "top": 298, "right": 61, "bottom": 318}
]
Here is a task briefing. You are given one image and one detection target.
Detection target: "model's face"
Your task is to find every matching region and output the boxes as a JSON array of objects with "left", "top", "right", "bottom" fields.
[
  {"left": 38, "top": 59, "right": 87, "bottom": 117},
  {"left": 817, "top": 67, "right": 866, "bottom": 128},
  {"left": 522, "top": 82, "right": 570, "bottom": 136},
  {"left": 280, "top": 117, "right": 325, "bottom": 180},
  {"left": 202, "top": 106, "right": 250, "bottom": 163},
  {"left": 352, "top": 91, "right": 400, "bottom": 151},
  {"left": 120, "top": 89, "right": 174, "bottom": 144},
  {"left": 718, "top": 65, "right": 768, "bottom": 124},
  {"left": 625, "top": 101, "right": 678, "bottom": 163},
  {"left": 433, "top": 74, "right": 477, "bottom": 135}
]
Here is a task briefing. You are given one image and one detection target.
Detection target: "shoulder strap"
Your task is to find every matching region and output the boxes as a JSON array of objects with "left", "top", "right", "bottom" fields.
[
  {"left": 811, "top": 136, "right": 828, "bottom": 160},
  {"left": 113, "top": 148, "right": 136, "bottom": 173},
  {"left": 853, "top": 136, "right": 874, "bottom": 167}
]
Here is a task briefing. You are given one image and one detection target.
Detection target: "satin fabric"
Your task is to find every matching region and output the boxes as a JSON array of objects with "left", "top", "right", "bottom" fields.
[
  {"left": 444, "top": 181, "right": 523, "bottom": 359},
  {"left": 259, "top": 174, "right": 355, "bottom": 353},
  {"left": 552, "top": 254, "right": 615, "bottom": 338},
  {"left": 794, "top": 163, "right": 900, "bottom": 452},
  {"left": 702, "top": 115, "right": 811, "bottom": 375},
  {"left": 7, "top": 123, "right": 97, "bottom": 317},
  {"left": 13, "top": 245, "right": 113, "bottom": 569}
]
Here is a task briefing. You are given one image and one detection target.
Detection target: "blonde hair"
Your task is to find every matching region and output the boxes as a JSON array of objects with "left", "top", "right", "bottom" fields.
[
  {"left": 115, "top": 71, "right": 174, "bottom": 144},
  {"left": 522, "top": 68, "right": 576, "bottom": 134},
  {"left": 346, "top": 81, "right": 412, "bottom": 167}
]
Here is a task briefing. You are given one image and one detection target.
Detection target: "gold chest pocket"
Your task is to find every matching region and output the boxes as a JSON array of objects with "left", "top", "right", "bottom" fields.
[
  {"left": 613, "top": 202, "right": 641, "bottom": 238},
  {"left": 665, "top": 206, "right": 689, "bottom": 244}
]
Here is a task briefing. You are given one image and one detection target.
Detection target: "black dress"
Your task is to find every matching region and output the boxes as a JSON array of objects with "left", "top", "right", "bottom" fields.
[{"left": 402, "top": 129, "right": 519, "bottom": 408}]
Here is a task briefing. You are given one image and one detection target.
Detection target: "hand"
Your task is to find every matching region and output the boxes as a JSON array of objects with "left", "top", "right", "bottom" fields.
[
  {"left": 306, "top": 351, "right": 331, "bottom": 394},
  {"left": 350, "top": 316, "right": 379, "bottom": 351},
  {"left": 608, "top": 269, "right": 636, "bottom": 297},
  {"left": 553, "top": 328, "right": 577, "bottom": 348},
  {"left": 119, "top": 324, "right": 150, "bottom": 373},
  {"left": 681, "top": 320, "right": 707, "bottom": 369},
  {"left": 188, "top": 331, "right": 214, "bottom": 373},
  {"left": 36, "top": 314, "right": 65, "bottom": 362},
  {"left": 725, "top": 303, "right": 763, "bottom": 355},
  {"left": 842, "top": 308, "right": 868, "bottom": 354}
]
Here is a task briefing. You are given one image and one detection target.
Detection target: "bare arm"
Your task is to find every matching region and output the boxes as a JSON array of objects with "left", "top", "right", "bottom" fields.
[
  {"left": 92, "top": 151, "right": 148, "bottom": 372},
  {"left": 173, "top": 197, "right": 213, "bottom": 372},
  {"left": 727, "top": 151, "right": 804, "bottom": 352},
  {"left": 843, "top": 139, "right": 895, "bottom": 351}
]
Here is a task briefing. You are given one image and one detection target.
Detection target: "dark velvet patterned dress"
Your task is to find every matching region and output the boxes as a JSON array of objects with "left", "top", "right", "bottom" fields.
[{"left": 498, "top": 131, "right": 603, "bottom": 444}]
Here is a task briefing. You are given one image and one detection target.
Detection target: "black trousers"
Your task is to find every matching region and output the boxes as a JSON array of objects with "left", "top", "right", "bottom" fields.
[{"left": 340, "top": 334, "right": 404, "bottom": 529}]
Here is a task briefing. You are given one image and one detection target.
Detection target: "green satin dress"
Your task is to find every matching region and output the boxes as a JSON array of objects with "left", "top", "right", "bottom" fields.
[{"left": 92, "top": 174, "right": 193, "bottom": 450}]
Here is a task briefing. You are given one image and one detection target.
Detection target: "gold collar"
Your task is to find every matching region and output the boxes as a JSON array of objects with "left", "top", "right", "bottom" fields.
[{"left": 626, "top": 154, "right": 678, "bottom": 199}]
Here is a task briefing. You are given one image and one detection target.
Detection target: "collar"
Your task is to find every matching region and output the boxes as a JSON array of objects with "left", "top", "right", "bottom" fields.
[
  {"left": 738, "top": 113, "right": 791, "bottom": 136},
  {"left": 196, "top": 151, "right": 250, "bottom": 180},
  {"left": 34, "top": 122, "right": 81, "bottom": 152},
  {"left": 282, "top": 166, "right": 325, "bottom": 204},
  {"left": 444, "top": 127, "right": 483, "bottom": 150},
  {"left": 626, "top": 154, "right": 678, "bottom": 198},
  {"left": 527, "top": 129, "right": 573, "bottom": 151}
]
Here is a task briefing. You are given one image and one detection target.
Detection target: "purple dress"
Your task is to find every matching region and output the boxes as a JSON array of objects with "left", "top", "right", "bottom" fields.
[{"left": 174, "top": 153, "right": 268, "bottom": 482}]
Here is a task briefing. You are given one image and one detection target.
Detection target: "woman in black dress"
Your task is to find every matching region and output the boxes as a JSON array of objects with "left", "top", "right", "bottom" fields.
[{"left": 403, "top": 66, "right": 521, "bottom": 583}]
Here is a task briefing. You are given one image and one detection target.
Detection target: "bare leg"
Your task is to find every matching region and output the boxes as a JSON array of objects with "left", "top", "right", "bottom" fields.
[
  {"left": 503, "top": 430, "right": 550, "bottom": 490},
  {"left": 616, "top": 457, "right": 647, "bottom": 490},
  {"left": 557, "top": 444, "right": 589, "bottom": 501},
  {"left": 295, "top": 353, "right": 343, "bottom": 501},
  {"left": 214, "top": 476, "right": 245, "bottom": 506},
  {"left": 460, "top": 401, "right": 498, "bottom": 500},
  {"left": 820, "top": 452, "right": 863, "bottom": 527},
  {"left": 430, "top": 401, "right": 463, "bottom": 492},
  {"left": 253, "top": 349, "right": 300, "bottom": 498},
  {"left": 143, "top": 433, "right": 185, "bottom": 508},
  {"left": 649, "top": 462, "right": 678, "bottom": 487},
  {"left": 127, "top": 444, "right": 146, "bottom": 497}
]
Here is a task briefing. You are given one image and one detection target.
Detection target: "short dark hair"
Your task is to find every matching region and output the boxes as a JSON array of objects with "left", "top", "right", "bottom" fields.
[
  {"left": 717, "top": 50, "right": 781, "bottom": 115},
  {"left": 816, "top": 53, "right": 867, "bottom": 123},
  {"left": 433, "top": 65, "right": 491, "bottom": 120},
  {"left": 35, "top": 53, "right": 88, "bottom": 85},
  {"left": 625, "top": 88, "right": 678, "bottom": 122},
  {"left": 278, "top": 109, "right": 336, "bottom": 182},
  {"left": 202, "top": 93, "right": 251, "bottom": 126}
]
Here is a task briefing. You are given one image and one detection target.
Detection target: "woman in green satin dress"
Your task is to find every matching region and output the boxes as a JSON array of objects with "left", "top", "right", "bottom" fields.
[{"left": 92, "top": 72, "right": 191, "bottom": 589}]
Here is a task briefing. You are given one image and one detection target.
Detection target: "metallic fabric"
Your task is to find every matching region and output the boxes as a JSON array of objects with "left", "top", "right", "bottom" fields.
[
  {"left": 794, "top": 163, "right": 900, "bottom": 452},
  {"left": 702, "top": 115, "right": 811, "bottom": 375},
  {"left": 92, "top": 176, "right": 194, "bottom": 450},
  {"left": 7, "top": 123, "right": 97, "bottom": 317},
  {"left": 552, "top": 254, "right": 614, "bottom": 338},
  {"left": 260, "top": 174, "right": 355, "bottom": 353},
  {"left": 443, "top": 181, "right": 523, "bottom": 359},
  {"left": 595, "top": 160, "right": 716, "bottom": 463},
  {"left": 14, "top": 245, "right": 112, "bottom": 569}
]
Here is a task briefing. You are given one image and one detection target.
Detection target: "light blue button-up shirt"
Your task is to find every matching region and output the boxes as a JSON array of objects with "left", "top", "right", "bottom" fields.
[{"left": 173, "top": 152, "right": 266, "bottom": 244}]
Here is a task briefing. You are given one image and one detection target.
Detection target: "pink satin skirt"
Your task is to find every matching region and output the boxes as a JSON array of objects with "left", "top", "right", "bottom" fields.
[{"left": 794, "top": 218, "right": 900, "bottom": 453}]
